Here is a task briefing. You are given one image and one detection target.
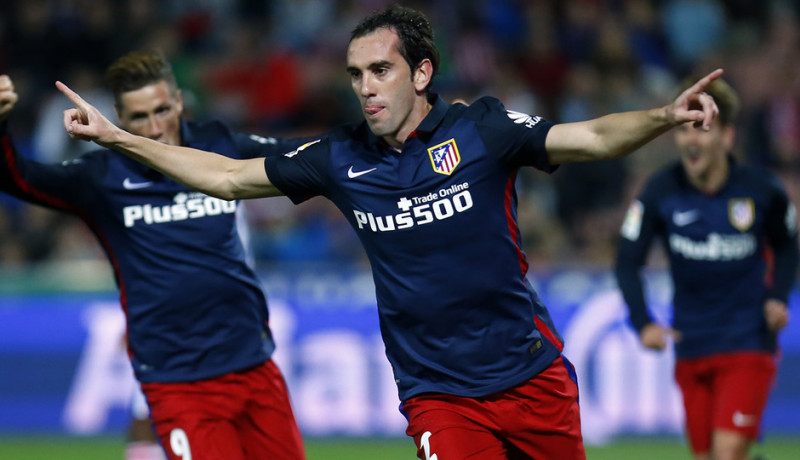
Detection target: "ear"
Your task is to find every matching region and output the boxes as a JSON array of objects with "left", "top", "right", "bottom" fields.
[
  {"left": 722, "top": 125, "right": 736, "bottom": 150},
  {"left": 175, "top": 89, "right": 184, "bottom": 116},
  {"left": 413, "top": 59, "right": 433, "bottom": 93}
]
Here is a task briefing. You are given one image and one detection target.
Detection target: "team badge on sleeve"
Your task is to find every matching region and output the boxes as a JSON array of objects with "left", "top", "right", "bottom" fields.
[
  {"left": 427, "top": 138, "right": 461, "bottom": 175},
  {"left": 506, "top": 110, "right": 542, "bottom": 129},
  {"left": 284, "top": 139, "right": 321, "bottom": 158},
  {"left": 621, "top": 200, "right": 644, "bottom": 241},
  {"left": 728, "top": 198, "right": 754, "bottom": 232}
]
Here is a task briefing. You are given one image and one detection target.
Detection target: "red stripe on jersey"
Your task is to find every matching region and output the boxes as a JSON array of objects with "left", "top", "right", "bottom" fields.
[
  {"left": 504, "top": 171, "right": 528, "bottom": 275},
  {"left": 535, "top": 316, "right": 564, "bottom": 351},
  {"left": 2, "top": 136, "right": 131, "bottom": 348},
  {"left": 762, "top": 240, "right": 775, "bottom": 287}
]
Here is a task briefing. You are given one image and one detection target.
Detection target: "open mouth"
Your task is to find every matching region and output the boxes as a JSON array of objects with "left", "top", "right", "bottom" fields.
[{"left": 683, "top": 147, "right": 701, "bottom": 163}]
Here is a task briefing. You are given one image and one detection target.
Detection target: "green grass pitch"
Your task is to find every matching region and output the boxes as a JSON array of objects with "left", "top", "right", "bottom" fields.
[{"left": 0, "top": 435, "right": 798, "bottom": 459}]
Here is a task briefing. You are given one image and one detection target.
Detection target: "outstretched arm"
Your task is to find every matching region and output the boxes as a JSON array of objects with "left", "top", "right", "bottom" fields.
[
  {"left": 56, "top": 81, "right": 283, "bottom": 200},
  {"left": 546, "top": 69, "right": 723, "bottom": 165}
]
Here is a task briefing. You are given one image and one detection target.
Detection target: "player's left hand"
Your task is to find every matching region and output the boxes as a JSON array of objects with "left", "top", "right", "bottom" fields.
[
  {"left": 764, "top": 298, "right": 789, "bottom": 332},
  {"left": 666, "top": 68, "right": 723, "bottom": 131},
  {"left": 0, "top": 75, "right": 19, "bottom": 123}
]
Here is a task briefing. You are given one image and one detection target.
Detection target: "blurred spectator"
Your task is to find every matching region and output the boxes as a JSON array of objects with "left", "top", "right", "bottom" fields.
[
  {"left": 269, "top": 0, "right": 338, "bottom": 51},
  {"left": 557, "top": 0, "right": 602, "bottom": 64},
  {"left": 661, "top": 0, "right": 726, "bottom": 73},
  {"left": 204, "top": 21, "right": 302, "bottom": 131},
  {"left": 516, "top": 1, "right": 569, "bottom": 117},
  {"left": 624, "top": 0, "right": 671, "bottom": 72}
]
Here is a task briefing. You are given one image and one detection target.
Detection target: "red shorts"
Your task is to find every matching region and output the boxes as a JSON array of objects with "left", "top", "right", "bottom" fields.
[
  {"left": 141, "top": 359, "right": 305, "bottom": 460},
  {"left": 675, "top": 351, "right": 777, "bottom": 455},
  {"left": 401, "top": 356, "right": 585, "bottom": 460}
]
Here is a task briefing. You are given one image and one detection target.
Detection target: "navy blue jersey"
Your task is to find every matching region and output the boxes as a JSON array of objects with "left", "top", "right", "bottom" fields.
[
  {"left": 1, "top": 120, "right": 303, "bottom": 383},
  {"left": 265, "top": 95, "right": 564, "bottom": 400},
  {"left": 615, "top": 160, "right": 799, "bottom": 358}
]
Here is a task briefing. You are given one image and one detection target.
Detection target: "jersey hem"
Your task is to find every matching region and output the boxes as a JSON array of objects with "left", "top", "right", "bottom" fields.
[{"left": 398, "top": 348, "right": 562, "bottom": 401}]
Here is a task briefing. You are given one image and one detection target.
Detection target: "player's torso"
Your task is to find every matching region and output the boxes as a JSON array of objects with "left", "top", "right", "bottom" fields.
[
  {"left": 88, "top": 145, "right": 270, "bottom": 382},
  {"left": 654, "top": 168, "right": 773, "bottom": 355},
  {"left": 320, "top": 117, "right": 563, "bottom": 398},
  {"left": 659, "top": 182, "right": 764, "bottom": 272},
  {"left": 326, "top": 119, "right": 528, "bottom": 315},
  {"left": 97, "top": 158, "right": 240, "bottom": 265}
]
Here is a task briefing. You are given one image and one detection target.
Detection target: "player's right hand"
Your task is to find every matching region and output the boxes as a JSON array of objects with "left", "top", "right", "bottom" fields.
[
  {"left": 0, "top": 75, "right": 19, "bottom": 123},
  {"left": 639, "top": 322, "right": 681, "bottom": 351},
  {"left": 56, "top": 80, "right": 122, "bottom": 147}
]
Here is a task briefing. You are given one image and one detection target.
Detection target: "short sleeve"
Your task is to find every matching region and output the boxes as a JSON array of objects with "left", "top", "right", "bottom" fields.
[
  {"left": 469, "top": 97, "right": 555, "bottom": 171},
  {"left": 233, "top": 132, "right": 317, "bottom": 159},
  {"left": 263, "top": 137, "right": 330, "bottom": 204}
]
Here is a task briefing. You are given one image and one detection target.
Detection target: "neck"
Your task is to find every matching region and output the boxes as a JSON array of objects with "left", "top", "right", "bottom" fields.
[
  {"left": 384, "top": 97, "right": 433, "bottom": 150},
  {"left": 689, "top": 156, "right": 729, "bottom": 194}
]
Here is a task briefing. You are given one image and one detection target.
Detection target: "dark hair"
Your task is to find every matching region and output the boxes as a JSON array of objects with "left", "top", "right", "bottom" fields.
[
  {"left": 350, "top": 4, "right": 440, "bottom": 92},
  {"left": 104, "top": 50, "right": 178, "bottom": 108},
  {"left": 680, "top": 75, "right": 740, "bottom": 126}
]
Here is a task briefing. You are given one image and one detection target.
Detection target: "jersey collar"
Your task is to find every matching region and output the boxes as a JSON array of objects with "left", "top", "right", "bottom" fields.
[
  {"left": 179, "top": 118, "right": 192, "bottom": 146},
  {"left": 413, "top": 93, "right": 448, "bottom": 135}
]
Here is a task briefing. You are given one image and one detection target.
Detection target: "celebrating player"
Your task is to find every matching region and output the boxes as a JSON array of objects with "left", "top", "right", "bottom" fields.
[
  {"left": 56, "top": 5, "right": 722, "bottom": 459},
  {"left": 0, "top": 51, "right": 305, "bottom": 460},
  {"left": 615, "top": 76, "right": 799, "bottom": 460}
]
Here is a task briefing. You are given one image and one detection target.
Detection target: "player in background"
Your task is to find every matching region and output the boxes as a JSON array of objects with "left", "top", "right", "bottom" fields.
[
  {"left": 0, "top": 50, "right": 306, "bottom": 460},
  {"left": 614, "top": 76, "right": 799, "bottom": 460},
  {"left": 56, "top": 5, "right": 721, "bottom": 459},
  {"left": 126, "top": 384, "right": 166, "bottom": 460}
]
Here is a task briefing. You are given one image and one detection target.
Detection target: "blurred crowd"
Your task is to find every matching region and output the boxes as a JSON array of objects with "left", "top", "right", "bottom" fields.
[{"left": 1, "top": 0, "right": 799, "bottom": 272}]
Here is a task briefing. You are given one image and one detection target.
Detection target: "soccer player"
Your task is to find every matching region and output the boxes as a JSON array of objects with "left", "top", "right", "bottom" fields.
[
  {"left": 0, "top": 51, "right": 306, "bottom": 460},
  {"left": 56, "top": 5, "right": 722, "bottom": 459},
  {"left": 615, "top": 76, "right": 799, "bottom": 460}
]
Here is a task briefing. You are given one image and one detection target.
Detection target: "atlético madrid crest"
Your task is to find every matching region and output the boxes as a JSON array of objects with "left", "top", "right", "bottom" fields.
[
  {"left": 728, "top": 198, "right": 754, "bottom": 232},
  {"left": 427, "top": 138, "right": 461, "bottom": 175}
]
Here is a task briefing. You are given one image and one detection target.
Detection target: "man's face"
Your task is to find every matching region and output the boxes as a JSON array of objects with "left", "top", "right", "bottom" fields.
[
  {"left": 347, "top": 28, "right": 423, "bottom": 145},
  {"left": 674, "top": 118, "right": 734, "bottom": 181},
  {"left": 116, "top": 80, "right": 183, "bottom": 146}
]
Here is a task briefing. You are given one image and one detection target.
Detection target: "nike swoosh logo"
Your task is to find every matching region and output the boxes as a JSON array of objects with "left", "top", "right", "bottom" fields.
[
  {"left": 347, "top": 166, "right": 377, "bottom": 179},
  {"left": 123, "top": 178, "right": 154, "bottom": 190},
  {"left": 673, "top": 209, "right": 699, "bottom": 227}
]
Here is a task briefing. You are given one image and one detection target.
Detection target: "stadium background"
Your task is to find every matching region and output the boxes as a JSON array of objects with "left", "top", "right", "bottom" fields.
[{"left": 1, "top": 0, "right": 799, "bottom": 457}]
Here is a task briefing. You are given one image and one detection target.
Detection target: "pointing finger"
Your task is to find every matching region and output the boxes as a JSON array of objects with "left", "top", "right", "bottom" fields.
[
  {"left": 55, "top": 81, "right": 88, "bottom": 110},
  {"left": 686, "top": 68, "right": 723, "bottom": 95}
]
